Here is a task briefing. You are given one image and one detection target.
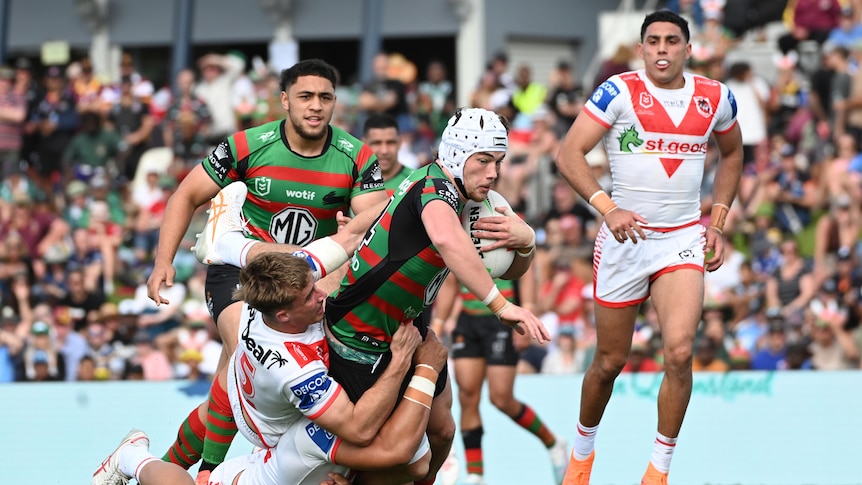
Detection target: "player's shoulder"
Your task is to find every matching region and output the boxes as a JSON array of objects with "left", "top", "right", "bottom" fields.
[
  {"left": 328, "top": 124, "right": 367, "bottom": 160},
  {"left": 233, "top": 119, "right": 283, "bottom": 154},
  {"left": 688, "top": 71, "right": 726, "bottom": 90}
]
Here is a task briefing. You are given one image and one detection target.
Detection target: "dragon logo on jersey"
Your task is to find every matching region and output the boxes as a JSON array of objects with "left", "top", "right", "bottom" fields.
[
  {"left": 617, "top": 126, "right": 644, "bottom": 153},
  {"left": 337, "top": 138, "right": 354, "bottom": 151},
  {"left": 254, "top": 177, "right": 271, "bottom": 196},
  {"left": 694, "top": 96, "right": 713, "bottom": 118}
]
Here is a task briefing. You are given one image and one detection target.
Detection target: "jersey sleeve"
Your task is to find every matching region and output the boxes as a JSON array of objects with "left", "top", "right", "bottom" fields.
[
  {"left": 713, "top": 83, "right": 738, "bottom": 135},
  {"left": 280, "top": 352, "right": 343, "bottom": 420},
  {"left": 351, "top": 143, "right": 385, "bottom": 198},
  {"left": 418, "top": 177, "right": 461, "bottom": 216},
  {"left": 582, "top": 75, "right": 628, "bottom": 129},
  {"left": 201, "top": 131, "right": 249, "bottom": 188}
]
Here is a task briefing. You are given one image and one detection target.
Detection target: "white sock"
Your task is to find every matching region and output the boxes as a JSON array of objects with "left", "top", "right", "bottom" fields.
[
  {"left": 572, "top": 421, "right": 599, "bottom": 460},
  {"left": 649, "top": 431, "right": 678, "bottom": 473},
  {"left": 215, "top": 231, "right": 260, "bottom": 267},
  {"left": 118, "top": 443, "right": 158, "bottom": 480}
]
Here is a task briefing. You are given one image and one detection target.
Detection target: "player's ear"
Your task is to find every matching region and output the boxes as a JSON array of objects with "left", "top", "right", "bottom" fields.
[{"left": 281, "top": 91, "right": 289, "bottom": 111}]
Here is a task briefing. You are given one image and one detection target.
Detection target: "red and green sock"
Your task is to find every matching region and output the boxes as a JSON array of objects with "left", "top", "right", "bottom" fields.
[
  {"left": 462, "top": 426, "right": 484, "bottom": 476},
  {"left": 162, "top": 406, "right": 206, "bottom": 468},
  {"left": 199, "top": 378, "right": 238, "bottom": 472},
  {"left": 513, "top": 404, "right": 557, "bottom": 448}
]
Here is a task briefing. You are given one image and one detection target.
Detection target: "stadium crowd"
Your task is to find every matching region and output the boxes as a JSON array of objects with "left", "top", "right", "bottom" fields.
[{"left": 2, "top": 0, "right": 862, "bottom": 385}]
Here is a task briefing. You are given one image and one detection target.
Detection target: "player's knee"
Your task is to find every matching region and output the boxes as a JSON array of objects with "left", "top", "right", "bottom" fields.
[
  {"left": 487, "top": 391, "right": 515, "bottom": 412},
  {"left": 662, "top": 344, "right": 693, "bottom": 373},
  {"left": 457, "top": 386, "right": 481, "bottom": 406},
  {"left": 594, "top": 352, "right": 627, "bottom": 379}
]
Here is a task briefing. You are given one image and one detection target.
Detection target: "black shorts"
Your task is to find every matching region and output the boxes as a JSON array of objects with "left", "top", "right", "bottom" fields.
[
  {"left": 205, "top": 264, "right": 241, "bottom": 324},
  {"left": 327, "top": 337, "right": 448, "bottom": 404},
  {"left": 450, "top": 313, "right": 519, "bottom": 366}
]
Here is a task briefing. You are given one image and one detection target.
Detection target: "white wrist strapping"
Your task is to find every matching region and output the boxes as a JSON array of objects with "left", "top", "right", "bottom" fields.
[
  {"left": 482, "top": 286, "right": 502, "bottom": 306},
  {"left": 295, "top": 237, "right": 349, "bottom": 281}
]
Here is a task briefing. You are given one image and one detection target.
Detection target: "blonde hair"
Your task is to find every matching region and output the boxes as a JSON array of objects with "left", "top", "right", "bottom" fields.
[{"left": 233, "top": 253, "right": 312, "bottom": 317}]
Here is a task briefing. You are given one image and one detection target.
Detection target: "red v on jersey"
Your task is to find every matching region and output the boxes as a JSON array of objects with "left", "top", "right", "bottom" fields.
[
  {"left": 659, "top": 158, "right": 684, "bottom": 178},
  {"left": 621, "top": 72, "right": 722, "bottom": 137}
]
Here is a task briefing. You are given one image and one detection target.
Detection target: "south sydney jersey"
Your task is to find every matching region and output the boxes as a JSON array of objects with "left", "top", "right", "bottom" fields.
[{"left": 583, "top": 70, "right": 738, "bottom": 227}]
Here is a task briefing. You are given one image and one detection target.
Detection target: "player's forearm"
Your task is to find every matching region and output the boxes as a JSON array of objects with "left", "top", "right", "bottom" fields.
[
  {"left": 344, "top": 350, "right": 412, "bottom": 444},
  {"left": 153, "top": 193, "right": 198, "bottom": 265}
]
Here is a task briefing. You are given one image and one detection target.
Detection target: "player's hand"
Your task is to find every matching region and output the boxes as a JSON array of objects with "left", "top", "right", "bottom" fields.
[
  {"left": 499, "top": 304, "right": 551, "bottom": 344},
  {"left": 604, "top": 208, "right": 648, "bottom": 244},
  {"left": 703, "top": 226, "right": 725, "bottom": 272},
  {"left": 389, "top": 321, "right": 422, "bottom": 362},
  {"left": 473, "top": 206, "right": 535, "bottom": 252},
  {"left": 413, "top": 328, "right": 449, "bottom": 373},
  {"left": 147, "top": 259, "right": 175, "bottom": 305},
  {"left": 335, "top": 211, "right": 351, "bottom": 233},
  {"left": 320, "top": 472, "right": 352, "bottom": 485}
]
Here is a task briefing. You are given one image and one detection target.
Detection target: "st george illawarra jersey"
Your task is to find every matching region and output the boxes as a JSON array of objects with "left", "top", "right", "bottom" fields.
[
  {"left": 584, "top": 70, "right": 738, "bottom": 228},
  {"left": 227, "top": 304, "right": 342, "bottom": 449}
]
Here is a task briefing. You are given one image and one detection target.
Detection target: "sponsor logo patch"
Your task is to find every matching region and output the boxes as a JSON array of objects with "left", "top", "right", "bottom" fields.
[
  {"left": 270, "top": 207, "right": 318, "bottom": 246},
  {"left": 590, "top": 81, "right": 620, "bottom": 112},
  {"left": 290, "top": 372, "right": 333, "bottom": 410}
]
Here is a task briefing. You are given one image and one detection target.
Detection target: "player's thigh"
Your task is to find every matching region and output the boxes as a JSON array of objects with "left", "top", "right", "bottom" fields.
[
  {"left": 649, "top": 268, "right": 703, "bottom": 349},
  {"left": 593, "top": 304, "right": 640, "bottom": 360},
  {"left": 485, "top": 364, "right": 517, "bottom": 404},
  {"left": 453, "top": 357, "right": 486, "bottom": 397},
  {"left": 217, "top": 301, "right": 243, "bottom": 355}
]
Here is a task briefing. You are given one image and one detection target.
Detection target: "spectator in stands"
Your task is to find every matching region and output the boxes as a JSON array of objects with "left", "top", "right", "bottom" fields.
[
  {"left": 87, "top": 201, "right": 122, "bottom": 294},
  {"left": 108, "top": 75, "right": 154, "bottom": 182},
  {"left": 72, "top": 56, "right": 103, "bottom": 114},
  {"left": 21, "top": 320, "right": 64, "bottom": 382},
  {"left": 60, "top": 268, "right": 105, "bottom": 332},
  {"left": 162, "top": 69, "right": 211, "bottom": 168},
  {"left": 621, "top": 335, "right": 661, "bottom": 373},
  {"left": 820, "top": 45, "right": 852, "bottom": 143},
  {"left": 546, "top": 61, "right": 585, "bottom": 137},
  {"left": 511, "top": 64, "right": 547, "bottom": 121},
  {"left": 541, "top": 326, "right": 588, "bottom": 374},
  {"left": 751, "top": 320, "right": 789, "bottom": 370},
  {"left": 359, "top": 52, "right": 412, "bottom": 134},
  {"left": 691, "top": 336, "right": 729, "bottom": 372},
  {"left": 0, "top": 65, "right": 27, "bottom": 174},
  {"left": 126, "top": 330, "right": 173, "bottom": 381},
  {"left": 807, "top": 306, "right": 859, "bottom": 369},
  {"left": 592, "top": 44, "right": 635, "bottom": 90},
  {"left": 777, "top": 0, "right": 841, "bottom": 56},
  {"left": 765, "top": 238, "right": 817, "bottom": 325},
  {"left": 27, "top": 66, "right": 79, "bottom": 187},
  {"left": 0, "top": 307, "right": 23, "bottom": 382},
  {"left": 767, "top": 53, "right": 808, "bottom": 138},
  {"left": 194, "top": 53, "right": 246, "bottom": 143},
  {"left": 725, "top": 260, "right": 765, "bottom": 325},
  {"left": 62, "top": 110, "right": 121, "bottom": 179},
  {"left": 49, "top": 304, "right": 86, "bottom": 380},
  {"left": 826, "top": 6, "right": 862, "bottom": 49},
  {"left": 767, "top": 144, "right": 818, "bottom": 235},
  {"left": 83, "top": 321, "right": 124, "bottom": 380},
  {"left": 725, "top": 62, "right": 770, "bottom": 165},
  {"left": 416, "top": 60, "right": 455, "bottom": 138},
  {"left": 471, "top": 70, "right": 510, "bottom": 114}
]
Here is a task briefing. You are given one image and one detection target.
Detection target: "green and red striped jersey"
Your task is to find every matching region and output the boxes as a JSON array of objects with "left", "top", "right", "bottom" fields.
[
  {"left": 325, "top": 162, "right": 463, "bottom": 354},
  {"left": 201, "top": 120, "right": 384, "bottom": 246},
  {"left": 460, "top": 278, "right": 515, "bottom": 316}
]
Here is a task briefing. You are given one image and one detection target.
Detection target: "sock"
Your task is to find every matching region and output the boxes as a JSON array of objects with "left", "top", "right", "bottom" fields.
[
  {"left": 649, "top": 432, "right": 677, "bottom": 473},
  {"left": 162, "top": 407, "right": 207, "bottom": 468},
  {"left": 572, "top": 421, "right": 599, "bottom": 460},
  {"left": 200, "top": 378, "right": 238, "bottom": 470},
  {"left": 119, "top": 441, "right": 158, "bottom": 480},
  {"left": 462, "top": 427, "right": 484, "bottom": 476},
  {"left": 513, "top": 404, "right": 556, "bottom": 448},
  {"left": 214, "top": 231, "right": 259, "bottom": 267}
]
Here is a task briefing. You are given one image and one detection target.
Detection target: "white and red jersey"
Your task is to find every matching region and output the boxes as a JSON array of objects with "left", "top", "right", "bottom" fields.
[
  {"left": 584, "top": 70, "right": 738, "bottom": 228},
  {"left": 227, "top": 304, "right": 343, "bottom": 449}
]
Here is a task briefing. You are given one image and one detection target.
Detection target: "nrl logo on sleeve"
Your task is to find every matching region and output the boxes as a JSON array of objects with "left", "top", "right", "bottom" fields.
[{"left": 337, "top": 138, "right": 354, "bottom": 151}]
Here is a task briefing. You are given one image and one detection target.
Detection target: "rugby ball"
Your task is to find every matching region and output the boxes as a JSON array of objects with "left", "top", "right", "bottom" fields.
[{"left": 462, "top": 190, "right": 516, "bottom": 278}]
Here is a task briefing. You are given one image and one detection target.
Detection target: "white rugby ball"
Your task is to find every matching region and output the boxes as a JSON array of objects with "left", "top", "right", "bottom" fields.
[{"left": 462, "top": 190, "right": 516, "bottom": 278}]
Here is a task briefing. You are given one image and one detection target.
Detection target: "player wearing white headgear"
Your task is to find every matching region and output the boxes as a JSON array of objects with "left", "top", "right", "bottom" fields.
[{"left": 324, "top": 108, "right": 550, "bottom": 484}]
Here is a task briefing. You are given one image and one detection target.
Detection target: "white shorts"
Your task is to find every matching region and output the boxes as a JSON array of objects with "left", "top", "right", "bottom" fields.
[{"left": 593, "top": 222, "right": 705, "bottom": 307}]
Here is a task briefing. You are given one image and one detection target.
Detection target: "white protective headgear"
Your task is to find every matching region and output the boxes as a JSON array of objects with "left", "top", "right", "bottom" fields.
[{"left": 438, "top": 108, "right": 508, "bottom": 181}]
